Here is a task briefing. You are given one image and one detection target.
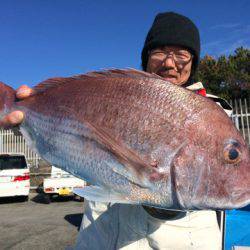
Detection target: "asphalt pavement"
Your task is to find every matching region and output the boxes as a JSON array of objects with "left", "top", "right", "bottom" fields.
[{"left": 0, "top": 193, "right": 84, "bottom": 250}]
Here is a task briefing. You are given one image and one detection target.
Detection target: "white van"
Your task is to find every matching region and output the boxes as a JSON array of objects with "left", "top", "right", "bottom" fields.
[
  {"left": 42, "top": 166, "right": 86, "bottom": 203},
  {"left": 0, "top": 154, "right": 30, "bottom": 201}
]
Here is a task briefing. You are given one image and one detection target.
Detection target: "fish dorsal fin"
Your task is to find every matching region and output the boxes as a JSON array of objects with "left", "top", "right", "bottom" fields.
[
  {"left": 31, "top": 69, "right": 164, "bottom": 95},
  {"left": 84, "top": 68, "right": 163, "bottom": 80},
  {"left": 32, "top": 76, "right": 80, "bottom": 95}
]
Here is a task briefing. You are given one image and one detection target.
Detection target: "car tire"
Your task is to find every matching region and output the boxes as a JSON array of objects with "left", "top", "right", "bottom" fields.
[
  {"left": 43, "top": 194, "right": 51, "bottom": 204},
  {"left": 36, "top": 184, "right": 44, "bottom": 194},
  {"left": 74, "top": 195, "right": 84, "bottom": 202},
  {"left": 20, "top": 195, "right": 29, "bottom": 202}
]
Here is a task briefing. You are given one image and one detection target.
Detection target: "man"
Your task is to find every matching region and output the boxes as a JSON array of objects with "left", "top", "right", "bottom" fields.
[{"left": 1, "top": 12, "right": 231, "bottom": 249}]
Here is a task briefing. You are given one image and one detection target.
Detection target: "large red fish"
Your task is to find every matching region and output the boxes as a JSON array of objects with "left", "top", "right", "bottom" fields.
[{"left": 0, "top": 69, "right": 249, "bottom": 210}]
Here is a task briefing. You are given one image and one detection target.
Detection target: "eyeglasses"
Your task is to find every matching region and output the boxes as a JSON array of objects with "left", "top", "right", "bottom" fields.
[{"left": 149, "top": 49, "right": 192, "bottom": 64}]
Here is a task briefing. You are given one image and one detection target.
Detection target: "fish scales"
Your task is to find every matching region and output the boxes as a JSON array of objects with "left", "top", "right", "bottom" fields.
[
  {"left": 30, "top": 75, "right": 187, "bottom": 153},
  {"left": 0, "top": 69, "right": 249, "bottom": 210},
  {"left": 22, "top": 111, "right": 131, "bottom": 190},
  {"left": 22, "top": 101, "right": 170, "bottom": 206}
]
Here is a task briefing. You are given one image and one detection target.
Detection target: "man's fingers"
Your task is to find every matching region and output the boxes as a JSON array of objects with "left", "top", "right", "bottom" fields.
[
  {"left": 1, "top": 111, "right": 24, "bottom": 128},
  {"left": 16, "top": 85, "right": 34, "bottom": 99},
  {"left": 0, "top": 85, "right": 30, "bottom": 129}
]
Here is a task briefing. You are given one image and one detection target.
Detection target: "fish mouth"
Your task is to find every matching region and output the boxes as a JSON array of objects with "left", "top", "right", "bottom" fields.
[
  {"left": 185, "top": 189, "right": 250, "bottom": 210},
  {"left": 236, "top": 199, "right": 250, "bottom": 209},
  {"left": 230, "top": 190, "right": 250, "bottom": 209}
]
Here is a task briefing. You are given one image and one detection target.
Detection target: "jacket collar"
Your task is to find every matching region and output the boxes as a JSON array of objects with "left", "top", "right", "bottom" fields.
[{"left": 186, "top": 82, "right": 232, "bottom": 115}]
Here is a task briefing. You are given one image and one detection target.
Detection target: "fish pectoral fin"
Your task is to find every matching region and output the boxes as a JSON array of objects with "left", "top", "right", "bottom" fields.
[
  {"left": 85, "top": 121, "right": 167, "bottom": 187},
  {"left": 73, "top": 186, "right": 135, "bottom": 204},
  {"left": 108, "top": 161, "right": 150, "bottom": 188},
  {"left": 105, "top": 160, "right": 164, "bottom": 189}
]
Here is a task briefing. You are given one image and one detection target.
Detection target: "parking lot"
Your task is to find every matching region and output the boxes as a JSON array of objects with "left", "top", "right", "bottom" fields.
[{"left": 0, "top": 193, "right": 84, "bottom": 250}]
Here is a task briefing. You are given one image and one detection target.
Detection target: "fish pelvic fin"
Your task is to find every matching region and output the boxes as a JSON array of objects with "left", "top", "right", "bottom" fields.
[
  {"left": 0, "top": 82, "right": 15, "bottom": 123},
  {"left": 73, "top": 186, "right": 137, "bottom": 204}
]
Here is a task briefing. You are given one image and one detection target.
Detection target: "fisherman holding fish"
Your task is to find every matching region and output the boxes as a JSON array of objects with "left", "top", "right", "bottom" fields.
[{"left": 1, "top": 12, "right": 249, "bottom": 250}]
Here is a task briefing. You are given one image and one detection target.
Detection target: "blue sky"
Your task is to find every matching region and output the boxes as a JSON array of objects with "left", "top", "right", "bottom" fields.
[{"left": 0, "top": 0, "right": 249, "bottom": 89}]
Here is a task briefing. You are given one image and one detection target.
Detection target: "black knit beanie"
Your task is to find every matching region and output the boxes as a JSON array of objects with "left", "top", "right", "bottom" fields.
[{"left": 141, "top": 12, "right": 200, "bottom": 77}]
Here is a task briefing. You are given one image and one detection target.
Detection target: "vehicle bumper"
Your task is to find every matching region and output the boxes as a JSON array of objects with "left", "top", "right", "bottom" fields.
[{"left": 0, "top": 182, "right": 30, "bottom": 197}]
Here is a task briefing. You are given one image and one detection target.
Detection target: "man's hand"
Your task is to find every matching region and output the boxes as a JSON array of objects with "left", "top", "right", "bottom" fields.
[{"left": 0, "top": 85, "right": 34, "bottom": 129}]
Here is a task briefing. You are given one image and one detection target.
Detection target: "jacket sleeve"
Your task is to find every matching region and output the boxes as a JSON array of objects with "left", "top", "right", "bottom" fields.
[{"left": 206, "top": 93, "right": 233, "bottom": 117}]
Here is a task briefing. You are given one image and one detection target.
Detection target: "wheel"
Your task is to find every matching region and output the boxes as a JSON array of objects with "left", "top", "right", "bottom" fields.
[
  {"left": 36, "top": 184, "right": 44, "bottom": 194},
  {"left": 20, "top": 195, "right": 29, "bottom": 202},
  {"left": 74, "top": 194, "right": 84, "bottom": 202},
  {"left": 43, "top": 193, "right": 51, "bottom": 204}
]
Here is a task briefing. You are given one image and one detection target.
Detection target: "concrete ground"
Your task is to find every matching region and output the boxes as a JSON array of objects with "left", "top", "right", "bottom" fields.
[{"left": 0, "top": 193, "right": 84, "bottom": 250}]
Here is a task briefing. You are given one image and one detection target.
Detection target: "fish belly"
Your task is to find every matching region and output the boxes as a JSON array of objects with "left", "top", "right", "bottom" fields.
[{"left": 19, "top": 110, "right": 172, "bottom": 208}]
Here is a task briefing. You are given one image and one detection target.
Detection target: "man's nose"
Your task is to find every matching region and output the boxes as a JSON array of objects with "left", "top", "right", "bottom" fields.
[{"left": 162, "top": 57, "right": 177, "bottom": 70}]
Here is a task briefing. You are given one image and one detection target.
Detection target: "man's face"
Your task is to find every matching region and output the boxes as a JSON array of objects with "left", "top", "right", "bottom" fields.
[{"left": 146, "top": 45, "right": 193, "bottom": 86}]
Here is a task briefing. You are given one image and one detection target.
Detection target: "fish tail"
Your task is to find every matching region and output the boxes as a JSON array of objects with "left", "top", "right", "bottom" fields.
[{"left": 0, "top": 82, "right": 16, "bottom": 120}]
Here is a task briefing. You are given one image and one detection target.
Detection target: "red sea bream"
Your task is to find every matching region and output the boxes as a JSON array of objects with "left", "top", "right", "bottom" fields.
[{"left": 0, "top": 69, "right": 249, "bottom": 210}]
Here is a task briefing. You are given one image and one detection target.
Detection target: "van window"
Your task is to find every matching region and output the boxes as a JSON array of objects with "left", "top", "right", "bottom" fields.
[{"left": 0, "top": 155, "right": 27, "bottom": 170}]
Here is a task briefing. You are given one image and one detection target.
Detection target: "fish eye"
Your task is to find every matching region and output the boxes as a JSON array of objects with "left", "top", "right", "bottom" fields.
[{"left": 223, "top": 142, "right": 241, "bottom": 164}]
